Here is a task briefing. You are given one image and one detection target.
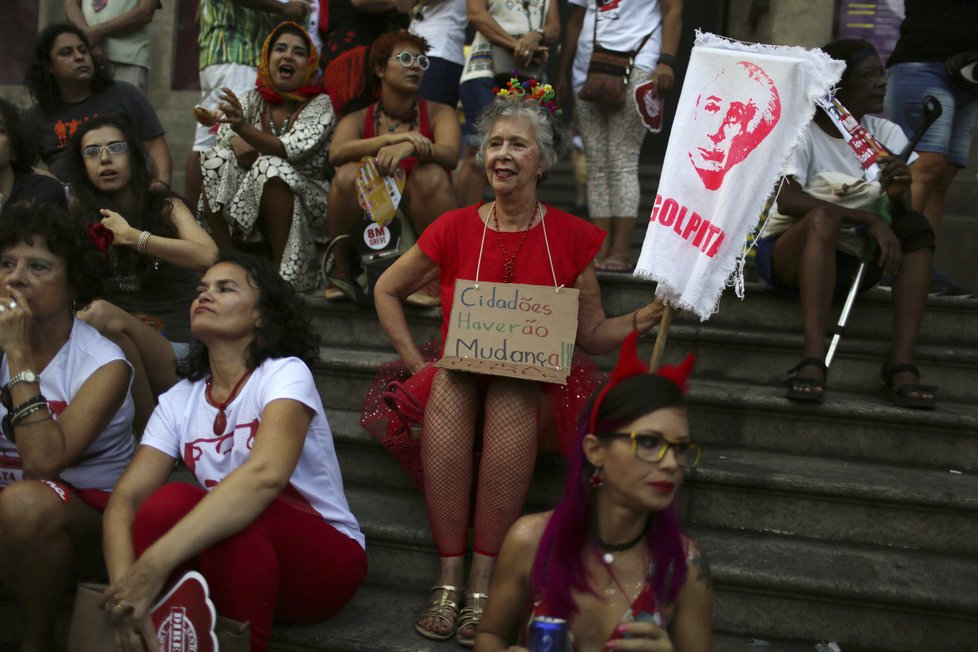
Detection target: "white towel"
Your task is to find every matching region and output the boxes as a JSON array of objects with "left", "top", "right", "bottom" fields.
[{"left": 634, "top": 32, "right": 844, "bottom": 320}]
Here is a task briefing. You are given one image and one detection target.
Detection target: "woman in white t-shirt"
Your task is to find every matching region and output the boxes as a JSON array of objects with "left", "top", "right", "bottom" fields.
[
  {"left": 558, "top": 0, "right": 681, "bottom": 273},
  {"left": 101, "top": 253, "right": 366, "bottom": 652},
  {"left": 0, "top": 203, "right": 135, "bottom": 652}
]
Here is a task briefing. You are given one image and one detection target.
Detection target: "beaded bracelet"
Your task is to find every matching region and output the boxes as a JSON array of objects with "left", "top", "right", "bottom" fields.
[{"left": 137, "top": 230, "right": 151, "bottom": 255}]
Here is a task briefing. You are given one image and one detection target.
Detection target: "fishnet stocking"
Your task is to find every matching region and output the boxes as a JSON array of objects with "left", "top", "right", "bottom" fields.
[
  {"left": 473, "top": 378, "right": 540, "bottom": 556},
  {"left": 422, "top": 369, "right": 479, "bottom": 556}
]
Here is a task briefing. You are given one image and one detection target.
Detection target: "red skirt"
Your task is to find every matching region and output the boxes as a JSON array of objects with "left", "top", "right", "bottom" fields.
[{"left": 361, "top": 340, "right": 604, "bottom": 487}]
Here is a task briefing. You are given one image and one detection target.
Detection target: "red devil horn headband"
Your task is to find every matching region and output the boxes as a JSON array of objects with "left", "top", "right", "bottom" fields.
[{"left": 587, "top": 330, "right": 695, "bottom": 434}]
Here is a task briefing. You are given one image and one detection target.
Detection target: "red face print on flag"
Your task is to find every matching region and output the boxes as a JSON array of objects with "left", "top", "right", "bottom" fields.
[{"left": 687, "top": 61, "right": 781, "bottom": 191}]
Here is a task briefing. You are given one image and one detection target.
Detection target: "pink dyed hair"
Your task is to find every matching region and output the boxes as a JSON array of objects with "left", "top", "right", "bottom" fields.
[{"left": 530, "top": 370, "right": 691, "bottom": 621}]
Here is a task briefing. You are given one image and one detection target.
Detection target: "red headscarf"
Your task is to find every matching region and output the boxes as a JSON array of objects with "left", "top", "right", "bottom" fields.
[{"left": 256, "top": 22, "right": 324, "bottom": 105}]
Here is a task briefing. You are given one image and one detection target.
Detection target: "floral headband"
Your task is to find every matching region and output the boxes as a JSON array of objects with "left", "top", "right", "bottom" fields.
[
  {"left": 587, "top": 330, "right": 695, "bottom": 435},
  {"left": 494, "top": 75, "right": 563, "bottom": 117}
]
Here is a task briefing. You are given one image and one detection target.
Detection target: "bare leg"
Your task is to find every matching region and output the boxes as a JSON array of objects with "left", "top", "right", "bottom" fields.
[
  {"left": 592, "top": 217, "right": 612, "bottom": 265},
  {"left": 887, "top": 245, "right": 934, "bottom": 397},
  {"left": 0, "top": 481, "right": 103, "bottom": 652},
  {"left": 326, "top": 162, "right": 363, "bottom": 282},
  {"left": 772, "top": 207, "right": 842, "bottom": 397},
  {"left": 184, "top": 151, "right": 203, "bottom": 208},
  {"left": 417, "top": 369, "right": 479, "bottom": 637},
  {"left": 604, "top": 217, "right": 637, "bottom": 270},
  {"left": 200, "top": 191, "right": 235, "bottom": 254},
  {"left": 258, "top": 177, "right": 295, "bottom": 271},
  {"left": 455, "top": 145, "right": 486, "bottom": 207},
  {"left": 404, "top": 163, "right": 459, "bottom": 233},
  {"left": 910, "top": 152, "right": 959, "bottom": 238}
]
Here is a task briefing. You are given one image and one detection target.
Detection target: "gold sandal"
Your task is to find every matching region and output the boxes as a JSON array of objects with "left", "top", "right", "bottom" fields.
[
  {"left": 414, "top": 584, "right": 462, "bottom": 642},
  {"left": 455, "top": 592, "right": 488, "bottom": 647}
]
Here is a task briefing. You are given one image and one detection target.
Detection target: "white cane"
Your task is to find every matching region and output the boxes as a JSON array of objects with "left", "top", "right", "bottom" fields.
[{"left": 824, "top": 95, "right": 943, "bottom": 369}]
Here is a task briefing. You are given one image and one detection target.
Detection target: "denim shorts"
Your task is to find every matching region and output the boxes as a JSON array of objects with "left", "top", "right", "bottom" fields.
[
  {"left": 754, "top": 234, "right": 862, "bottom": 298},
  {"left": 418, "top": 57, "right": 463, "bottom": 107},
  {"left": 459, "top": 77, "right": 498, "bottom": 146},
  {"left": 885, "top": 61, "right": 978, "bottom": 167}
]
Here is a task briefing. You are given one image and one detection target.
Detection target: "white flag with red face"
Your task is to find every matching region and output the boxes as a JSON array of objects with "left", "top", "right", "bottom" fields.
[{"left": 634, "top": 32, "right": 844, "bottom": 320}]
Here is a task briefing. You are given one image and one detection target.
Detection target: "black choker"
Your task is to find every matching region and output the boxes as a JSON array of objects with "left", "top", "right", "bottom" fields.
[{"left": 596, "top": 529, "right": 646, "bottom": 565}]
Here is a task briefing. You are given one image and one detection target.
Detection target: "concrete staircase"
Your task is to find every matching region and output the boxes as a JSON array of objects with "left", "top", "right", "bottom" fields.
[
  {"left": 257, "top": 268, "right": 978, "bottom": 651},
  {"left": 3, "top": 168, "right": 978, "bottom": 652}
]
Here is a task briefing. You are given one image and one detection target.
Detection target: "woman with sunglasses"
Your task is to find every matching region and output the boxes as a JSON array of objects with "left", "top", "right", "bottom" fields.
[
  {"left": 475, "top": 333, "right": 713, "bottom": 651},
  {"left": 200, "top": 21, "right": 335, "bottom": 293},
  {"left": 325, "top": 30, "right": 460, "bottom": 303},
  {"left": 0, "top": 202, "right": 135, "bottom": 652},
  {"left": 66, "top": 115, "right": 217, "bottom": 433}
]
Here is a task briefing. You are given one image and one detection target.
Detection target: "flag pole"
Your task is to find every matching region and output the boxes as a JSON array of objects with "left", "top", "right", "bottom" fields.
[{"left": 649, "top": 304, "right": 674, "bottom": 369}]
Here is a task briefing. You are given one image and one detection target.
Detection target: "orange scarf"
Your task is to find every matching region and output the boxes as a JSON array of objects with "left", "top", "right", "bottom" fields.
[{"left": 255, "top": 21, "right": 324, "bottom": 105}]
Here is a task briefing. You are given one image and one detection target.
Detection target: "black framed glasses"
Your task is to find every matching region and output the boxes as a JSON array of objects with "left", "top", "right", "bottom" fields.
[
  {"left": 1, "top": 384, "right": 12, "bottom": 441},
  {"left": 81, "top": 142, "right": 128, "bottom": 158},
  {"left": 390, "top": 51, "right": 430, "bottom": 71},
  {"left": 597, "top": 431, "right": 702, "bottom": 468}
]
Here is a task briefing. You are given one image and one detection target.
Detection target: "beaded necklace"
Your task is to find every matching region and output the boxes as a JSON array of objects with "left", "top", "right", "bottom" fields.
[
  {"left": 264, "top": 104, "right": 294, "bottom": 137},
  {"left": 490, "top": 201, "right": 540, "bottom": 283},
  {"left": 376, "top": 100, "right": 418, "bottom": 133}
]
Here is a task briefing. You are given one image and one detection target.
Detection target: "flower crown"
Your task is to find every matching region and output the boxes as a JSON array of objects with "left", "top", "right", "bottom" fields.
[{"left": 493, "top": 75, "right": 563, "bottom": 117}]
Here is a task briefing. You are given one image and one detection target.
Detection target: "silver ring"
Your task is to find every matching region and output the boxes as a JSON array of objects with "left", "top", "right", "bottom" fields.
[{"left": 7, "top": 301, "right": 16, "bottom": 310}]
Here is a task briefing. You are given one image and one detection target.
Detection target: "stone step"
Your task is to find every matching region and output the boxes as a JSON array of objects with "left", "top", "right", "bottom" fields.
[
  {"left": 305, "top": 273, "right": 978, "bottom": 351},
  {"left": 331, "top": 482, "right": 978, "bottom": 651},
  {"left": 304, "top": 296, "right": 978, "bottom": 402},
  {"left": 264, "top": 582, "right": 823, "bottom": 652},
  {"left": 329, "top": 409, "right": 978, "bottom": 555},
  {"left": 698, "top": 528, "right": 978, "bottom": 651},
  {"left": 684, "top": 447, "right": 978, "bottom": 555},
  {"left": 312, "top": 347, "right": 978, "bottom": 470},
  {"left": 597, "top": 278, "right": 978, "bottom": 347}
]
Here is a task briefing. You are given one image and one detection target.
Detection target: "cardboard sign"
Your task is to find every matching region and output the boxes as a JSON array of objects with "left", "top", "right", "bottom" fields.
[
  {"left": 436, "top": 280, "right": 580, "bottom": 385},
  {"left": 634, "top": 79, "right": 664, "bottom": 133},
  {"left": 355, "top": 156, "right": 406, "bottom": 227}
]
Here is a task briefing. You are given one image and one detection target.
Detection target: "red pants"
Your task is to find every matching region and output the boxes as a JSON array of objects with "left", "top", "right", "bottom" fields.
[{"left": 133, "top": 483, "right": 366, "bottom": 651}]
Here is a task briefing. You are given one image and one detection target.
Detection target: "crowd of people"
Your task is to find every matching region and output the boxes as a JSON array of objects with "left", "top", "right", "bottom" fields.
[{"left": 0, "top": 0, "right": 975, "bottom": 649}]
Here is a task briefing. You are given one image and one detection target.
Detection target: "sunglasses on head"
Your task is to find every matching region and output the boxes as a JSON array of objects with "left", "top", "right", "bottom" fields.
[
  {"left": 81, "top": 142, "right": 128, "bottom": 158},
  {"left": 390, "top": 51, "right": 430, "bottom": 71}
]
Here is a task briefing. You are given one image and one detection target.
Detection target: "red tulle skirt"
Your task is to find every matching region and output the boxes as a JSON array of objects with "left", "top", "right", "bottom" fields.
[{"left": 360, "top": 340, "right": 605, "bottom": 488}]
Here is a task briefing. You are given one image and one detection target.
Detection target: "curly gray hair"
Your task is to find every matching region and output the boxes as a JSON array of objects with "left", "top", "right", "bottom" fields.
[{"left": 474, "top": 97, "right": 570, "bottom": 183}]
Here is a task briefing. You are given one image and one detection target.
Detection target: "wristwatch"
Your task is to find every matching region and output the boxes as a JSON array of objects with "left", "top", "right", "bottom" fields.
[{"left": 8, "top": 370, "right": 39, "bottom": 388}]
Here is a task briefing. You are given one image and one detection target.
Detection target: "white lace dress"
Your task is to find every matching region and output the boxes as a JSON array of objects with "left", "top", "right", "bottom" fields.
[{"left": 200, "top": 90, "right": 335, "bottom": 291}]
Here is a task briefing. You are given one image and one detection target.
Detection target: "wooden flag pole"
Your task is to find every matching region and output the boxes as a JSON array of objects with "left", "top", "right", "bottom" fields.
[{"left": 649, "top": 304, "right": 674, "bottom": 369}]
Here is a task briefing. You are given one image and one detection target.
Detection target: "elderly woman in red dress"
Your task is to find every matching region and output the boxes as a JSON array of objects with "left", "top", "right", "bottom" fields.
[{"left": 368, "top": 79, "right": 664, "bottom": 645}]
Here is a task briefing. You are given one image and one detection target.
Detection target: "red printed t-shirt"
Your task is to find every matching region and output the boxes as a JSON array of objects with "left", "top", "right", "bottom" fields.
[{"left": 418, "top": 204, "right": 605, "bottom": 341}]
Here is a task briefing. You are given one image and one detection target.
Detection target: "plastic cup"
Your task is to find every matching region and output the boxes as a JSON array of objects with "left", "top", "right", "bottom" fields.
[{"left": 193, "top": 88, "right": 225, "bottom": 127}]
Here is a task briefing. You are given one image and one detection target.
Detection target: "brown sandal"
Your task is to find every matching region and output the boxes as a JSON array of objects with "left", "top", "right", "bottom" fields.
[
  {"left": 455, "top": 592, "right": 488, "bottom": 647},
  {"left": 414, "top": 584, "right": 462, "bottom": 642}
]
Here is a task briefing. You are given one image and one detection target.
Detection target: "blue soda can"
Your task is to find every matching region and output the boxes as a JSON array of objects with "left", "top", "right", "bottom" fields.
[{"left": 528, "top": 616, "right": 568, "bottom": 652}]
